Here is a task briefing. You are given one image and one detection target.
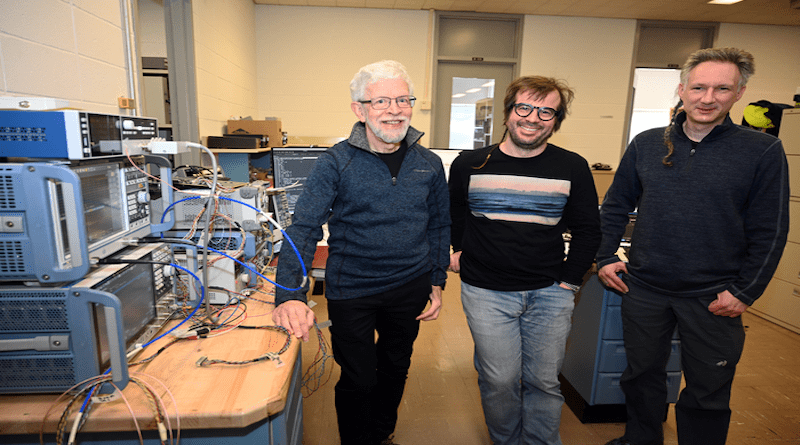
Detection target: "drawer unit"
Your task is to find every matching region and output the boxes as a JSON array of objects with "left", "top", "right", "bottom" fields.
[
  {"left": 788, "top": 199, "right": 800, "bottom": 242},
  {"left": 593, "top": 371, "right": 682, "bottom": 405},
  {"left": 749, "top": 109, "right": 800, "bottom": 334},
  {"left": 772, "top": 239, "right": 800, "bottom": 286},
  {"left": 787, "top": 157, "right": 800, "bottom": 198},
  {"left": 561, "top": 273, "right": 683, "bottom": 423},
  {"left": 781, "top": 109, "right": 800, "bottom": 157},
  {"left": 601, "top": 305, "right": 624, "bottom": 339},
  {"left": 597, "top": 340, "right": 681, "bottom": 373},
  {"left": 751, "top": 278, "right": 800, "bottom": 333}
]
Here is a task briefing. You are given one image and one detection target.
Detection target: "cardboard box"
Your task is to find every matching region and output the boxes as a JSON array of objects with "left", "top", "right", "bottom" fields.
[{"left": 227, "top": 119, "right": 285, "bottom": 147}]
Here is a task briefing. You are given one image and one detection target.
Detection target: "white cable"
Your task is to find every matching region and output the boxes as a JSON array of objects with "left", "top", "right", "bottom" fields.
[{"left": 67, "top": 412, "right": 83, "bottom": 445}]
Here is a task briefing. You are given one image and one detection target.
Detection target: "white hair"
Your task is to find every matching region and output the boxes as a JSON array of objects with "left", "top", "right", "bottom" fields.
[{"left": 349, "top": 60, "right": 414, "bottom": 101}]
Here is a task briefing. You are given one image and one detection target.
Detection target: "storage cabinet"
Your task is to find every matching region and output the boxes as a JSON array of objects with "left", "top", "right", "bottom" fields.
[
  {"left": 473, "top": 98, "right": 493, "bottom": 148},
  {"left": 750, "top": 108, "right": 800, "bottom": 334},
  {"left": 141, "top": 56, "right": 172, "bottom": 140},
  {"left": 592, "top": 169, "right": 615, "bottom": 205},
  {"left": 560, "top": 273, "right": 682, "bottom": 423}
]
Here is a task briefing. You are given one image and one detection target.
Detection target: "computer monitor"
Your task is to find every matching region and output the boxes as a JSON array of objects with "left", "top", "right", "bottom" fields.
[{"left": 271, "top": 146, "right": 329, "bottom": 213}]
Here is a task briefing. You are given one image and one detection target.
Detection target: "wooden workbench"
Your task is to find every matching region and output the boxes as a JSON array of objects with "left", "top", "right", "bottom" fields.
[{"left": 0, "top": 290, "right": 302, "bottom": 444}]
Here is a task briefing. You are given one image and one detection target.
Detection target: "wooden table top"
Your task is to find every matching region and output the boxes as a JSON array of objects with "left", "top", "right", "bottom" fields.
[{"left": 0, "top": 287, "right": 299, "bottom": 435}]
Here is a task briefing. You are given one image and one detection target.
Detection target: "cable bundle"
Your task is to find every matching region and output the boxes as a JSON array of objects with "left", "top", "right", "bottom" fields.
[
  {"left": 42, "top": 374, "right": 177, "bottom": 445},
  {"left": 301, "top": 320, "right": 334, "bottom": 397},
  {"left": 195, "top": 325, "right": 292, "bottom": 367}
]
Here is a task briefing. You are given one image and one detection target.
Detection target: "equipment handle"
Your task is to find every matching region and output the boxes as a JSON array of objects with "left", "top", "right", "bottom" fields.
[
  {"left": 84, "top": 289, "right": 130, "bottom": 391},
  {"left": 26, "top": 163, "right": 90, "bottom": 283}
]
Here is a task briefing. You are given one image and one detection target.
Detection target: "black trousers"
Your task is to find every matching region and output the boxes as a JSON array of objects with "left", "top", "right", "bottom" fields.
[
  {"left": 326, "top": 273, "right": 431, "bottom": 445},
  {"left": 619, "top": 279, "right": 745, "bottom": 445}
]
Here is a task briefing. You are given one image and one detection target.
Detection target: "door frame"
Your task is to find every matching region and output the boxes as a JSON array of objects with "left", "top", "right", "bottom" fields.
[{"left": 431, "top": 11, "right": 523, "bottom": 147}]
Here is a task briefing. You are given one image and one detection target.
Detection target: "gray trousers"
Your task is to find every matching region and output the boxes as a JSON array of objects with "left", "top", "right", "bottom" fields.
[{"left": 619, "top": 279, "right": 745, "bottom": 445}]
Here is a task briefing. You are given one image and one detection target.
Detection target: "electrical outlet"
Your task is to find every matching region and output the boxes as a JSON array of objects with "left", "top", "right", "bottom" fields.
[{"left": 118, "top": 97, "right": 135, "bottom": 109}]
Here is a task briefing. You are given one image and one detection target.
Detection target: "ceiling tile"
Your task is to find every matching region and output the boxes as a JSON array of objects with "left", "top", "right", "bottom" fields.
[{"left": 251, "top": 0, "right": 800, "bottom": 26}]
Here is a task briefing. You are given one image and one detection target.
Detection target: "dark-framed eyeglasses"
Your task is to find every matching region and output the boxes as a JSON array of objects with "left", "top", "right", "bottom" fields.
[
  {"left": 513, "top": 103, "right": 560, "bottom": 121},
  {"left": 358, "top": 95, "right": 416, "bottom": 110}
]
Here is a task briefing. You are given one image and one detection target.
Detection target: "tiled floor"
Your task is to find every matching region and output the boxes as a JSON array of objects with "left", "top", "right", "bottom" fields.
[{"left": 300, "top": 272, "right": 800, "bottom": 445}]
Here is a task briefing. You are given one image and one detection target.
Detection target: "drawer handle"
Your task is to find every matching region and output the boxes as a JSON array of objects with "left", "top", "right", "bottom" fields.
[{"left": 794, "top": 289, "right": 800, "bottom": 298}]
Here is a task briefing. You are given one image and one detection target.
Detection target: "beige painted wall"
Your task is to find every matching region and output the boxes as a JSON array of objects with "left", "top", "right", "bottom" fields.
[
  {"left": 138, "top": 0, "right": 167, "bottom": 58},
  {"left": 255, "top": 6, "right": 433, "bottom": 146},
  {"left": 520, "top": 15, "right": 637, "bottom": 167},
  {"left": 0, "top": 0, "right": 131, "bottom": 114},
  {"left": 252, "top": 6, "right": 800, "bottom": 167},
  {"left": 717, "top": 23, "right": 800, "bottom": 124},
  {"left": 191, "top": 0, "right": 259, "bottom": 142},
  {"left": 253, "top": 7, "right": 638, "bottom": 166},
  {"left": 0, "top": 0, "right": 259, "bottom": 146},
  {"left": 1, "top": 2, "right": 798, "bottom": 166}
]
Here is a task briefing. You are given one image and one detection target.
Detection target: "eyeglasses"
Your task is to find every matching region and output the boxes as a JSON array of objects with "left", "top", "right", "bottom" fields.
[
  {"left": 513, "top": 103, "right": 559, "bottom": 121},
  {"left": 359, "top": 95, "right": 416, "bottom": 110}
]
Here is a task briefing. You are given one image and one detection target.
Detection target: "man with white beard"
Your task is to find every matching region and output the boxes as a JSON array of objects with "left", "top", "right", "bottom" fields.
[{"left": 273, "top": 60, "right": 451, "bottom": 445}]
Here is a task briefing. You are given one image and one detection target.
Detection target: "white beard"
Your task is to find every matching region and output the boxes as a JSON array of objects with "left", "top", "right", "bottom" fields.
[{"left": 366, "top": 117, "right": 409, "bottom": 144}]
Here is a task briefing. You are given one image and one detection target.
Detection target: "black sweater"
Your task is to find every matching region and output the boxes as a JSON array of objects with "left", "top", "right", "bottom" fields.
[
  {"left": 449, "top": 143, "right": 601, "bottom": 291},
  {"left": 596, "top": 113, "right": 790, "bottom": 305}
]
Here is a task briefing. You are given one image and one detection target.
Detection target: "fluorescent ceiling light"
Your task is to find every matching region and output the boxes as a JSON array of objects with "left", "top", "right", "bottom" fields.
[
  {"left": 465, "top": 88, "right": 482, "bottom": 93},
  {"left": 481, "top": 81, "right": 495, "bottom": 87},
  {"left": 452, "top": 93, "right": 466, "bottom": 98},
  {"left": 707, "top": 0, "right": 743, "bottom": 4}
]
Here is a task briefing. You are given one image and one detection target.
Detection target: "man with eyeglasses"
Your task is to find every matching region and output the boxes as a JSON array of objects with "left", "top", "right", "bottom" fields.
[
  {"left": 448, "top": 76, "right": 601, "bottom": 445},
  {"left": 273, "top": 60, "right": 450, "bottom": 445}
]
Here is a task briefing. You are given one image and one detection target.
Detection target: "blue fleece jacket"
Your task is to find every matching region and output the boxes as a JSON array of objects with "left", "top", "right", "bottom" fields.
[
  {"left": 275, "top": 122, "right": 451, "bottom": 304},
  {"left": 597, "top": 113, "right": 789, "bottom": 305}
]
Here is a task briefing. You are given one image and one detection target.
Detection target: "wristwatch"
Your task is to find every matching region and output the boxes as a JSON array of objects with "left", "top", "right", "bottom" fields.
[{"left": 560, "top": 281, "right": 581, "bottom": 293}]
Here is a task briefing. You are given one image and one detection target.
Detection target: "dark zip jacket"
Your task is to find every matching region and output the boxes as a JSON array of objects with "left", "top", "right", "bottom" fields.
[
  {"left": 597, "top": 112, "right": 789, "bottom": 305},
  {"left": 275, "top": 122, "right": 451, "bottom": 304}
]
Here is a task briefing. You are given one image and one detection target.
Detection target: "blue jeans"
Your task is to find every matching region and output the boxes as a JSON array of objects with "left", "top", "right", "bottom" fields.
[{"left": 461, "top": 281, "right": 575, "bottom": 445}]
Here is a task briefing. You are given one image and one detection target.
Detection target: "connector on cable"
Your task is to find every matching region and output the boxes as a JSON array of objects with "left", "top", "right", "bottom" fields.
[
  {"left": 162, "top": 265, "right": 175, "bottom": 277},
  {"left": 92, "top": 390, "right": 122, "bottom": 403},
  {"left": 170, "top": 328, "right": 190, "bottom": 338},
  {"left": 146, "top": 138, "right": 192, "bottom": 154},
  {"left": 171, "top": 326, "right": 210, "bottom": 339},
  {"left": 158, "top": 422, "right": 168, "bottom": 443},
  {"left": 126, "top": 344, "right": 144, "bottom": 360},
  {"left": 266, "top": 352, "right": 284, "bottom": 367},
  {"left": 196, "top": 356, "right": 209, "bottom": 367}
]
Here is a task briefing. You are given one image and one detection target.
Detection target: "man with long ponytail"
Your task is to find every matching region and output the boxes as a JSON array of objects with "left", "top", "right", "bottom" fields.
[{"left": 597, "top": 48, "right": 789, "bottom": 445}]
